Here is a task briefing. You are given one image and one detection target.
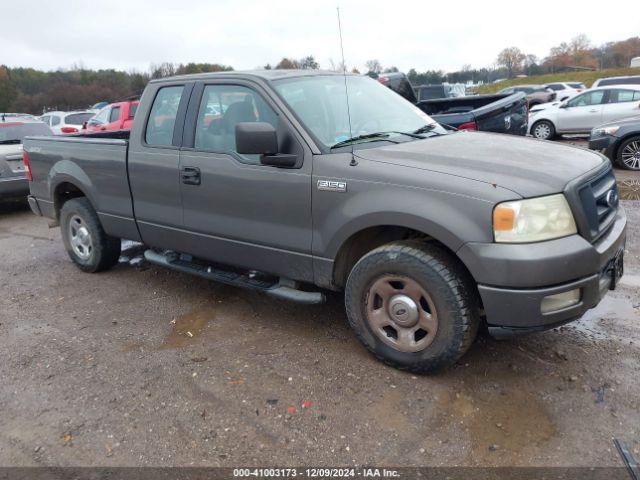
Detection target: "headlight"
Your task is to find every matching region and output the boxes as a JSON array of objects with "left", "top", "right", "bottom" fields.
[
  {"left": 592, "top": 126, "right": 620, "bottom": 136},
  {"left": 493, "top": 194, "right": 577, "bottom": 243}
]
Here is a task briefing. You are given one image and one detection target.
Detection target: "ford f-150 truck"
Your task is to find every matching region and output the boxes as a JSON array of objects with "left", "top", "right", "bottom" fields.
[{"left": 24, "top": 70, "right": 626, "bottom": 372}]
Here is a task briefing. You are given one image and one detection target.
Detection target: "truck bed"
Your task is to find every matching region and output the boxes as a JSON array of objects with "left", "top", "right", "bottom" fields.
[
  {"left": 24, "top": 132, "right": 135, "bottom": 238},
  {"left": 423, "top": 93, "right": 528, "bottom": 135}
]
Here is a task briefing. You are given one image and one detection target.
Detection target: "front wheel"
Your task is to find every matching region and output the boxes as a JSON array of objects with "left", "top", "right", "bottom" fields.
[
  {"left": 60, "top": 198, "right": 121, "bottom": 272},
  {"left": 531, "top": 120, "right": 555, "bottom": 140},
  {"left": 616, "top": 136, "right": 640, "bottom": 170},
  {"left": 344, "top": 242, "right": 480, "bottom": 373}
]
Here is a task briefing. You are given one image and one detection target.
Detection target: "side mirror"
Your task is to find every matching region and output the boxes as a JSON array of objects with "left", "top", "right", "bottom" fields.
[
  {"left": 235, "top": 122, "right": 278, "bottom": 155},
  {"left": 235, "top": 122, "right": 298, "bottom": 168}
]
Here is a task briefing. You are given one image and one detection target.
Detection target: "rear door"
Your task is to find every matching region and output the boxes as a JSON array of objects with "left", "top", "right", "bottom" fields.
[
  {"left": 177, "top": 80, "right": 313, "bottom": 281},
  {"left": 556, "top": 90, "right": 607, "bottom": 132},
  {"left": 127, "top": 82, "right": 193, "bottom": 247},
  {"left": 601, "top": 89, "right": 640, "bottom": 123}
]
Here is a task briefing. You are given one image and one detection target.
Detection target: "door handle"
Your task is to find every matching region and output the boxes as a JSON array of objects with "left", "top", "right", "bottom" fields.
[
  {"left": 181, "top": 167, "right": 201, "bottom": 185},
  {"left": 589, "top": 109, "right": 598, "bottom": 113}
]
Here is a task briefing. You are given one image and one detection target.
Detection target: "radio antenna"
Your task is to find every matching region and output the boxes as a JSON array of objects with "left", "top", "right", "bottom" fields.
[{"left": 336, "top": 7, "right": 357, "bottom": 165}]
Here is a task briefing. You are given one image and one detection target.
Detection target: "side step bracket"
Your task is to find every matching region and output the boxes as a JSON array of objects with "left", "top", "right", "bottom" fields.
[{"left": 143, "top": 250, "right": 325, "bottom": 305}]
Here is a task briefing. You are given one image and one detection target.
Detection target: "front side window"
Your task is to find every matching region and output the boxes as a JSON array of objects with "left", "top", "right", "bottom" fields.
[
  {"left": 51, "top": 116, "right": 61, "bottom": 126},
  {"left": 567, "top": 90, "right": 606, "bottom": 107},
  {"left": 194, "top": 84, "right": 278, "bottom": 163},
  {"left": 109, "top": 106, "right": 121, "bottom": 123},
  {"left": 274, "top": 75, "right": 439, "bottom": 149},
  {"left": 145, "top": 86, "right": 184, "bottom": 146},
  {"left": 547, "top": 84, "right": 563, "bottom": 91}
]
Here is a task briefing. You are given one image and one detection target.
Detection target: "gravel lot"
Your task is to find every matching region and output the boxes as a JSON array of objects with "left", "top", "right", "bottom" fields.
[{"left": 0, "top": 159, "right": 639, "bottom": 467}]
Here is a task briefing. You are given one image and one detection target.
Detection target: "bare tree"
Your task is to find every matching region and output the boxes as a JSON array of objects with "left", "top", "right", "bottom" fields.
[
  {"left": 365, "top": 59, "right": 382, "bottom": 75},
  {"left": 496, "top": 47, "right": 526, "bottom": 78}
]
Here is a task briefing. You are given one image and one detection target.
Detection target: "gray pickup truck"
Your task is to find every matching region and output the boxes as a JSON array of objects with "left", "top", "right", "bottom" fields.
[{"left": 24, "top": 70, "right": 627, "bottom": 372}]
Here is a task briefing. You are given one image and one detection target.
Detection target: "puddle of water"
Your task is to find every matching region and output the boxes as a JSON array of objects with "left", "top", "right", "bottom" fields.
[
  {"left": 159, "top": 308, "right": 215, "bottom": 349},
  {"left": 567, "top": 295, "right": 639, "bottom": 341},
  {"left": 617, "top": 178, "right": 640, "bottom": 201}
]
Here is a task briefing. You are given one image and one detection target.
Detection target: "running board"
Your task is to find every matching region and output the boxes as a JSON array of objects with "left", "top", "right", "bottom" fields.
[{"left": 143, "top": 250, "right": 325, "bottom": 304}]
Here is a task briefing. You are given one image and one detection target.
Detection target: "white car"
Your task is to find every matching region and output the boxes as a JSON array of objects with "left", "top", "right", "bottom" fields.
[
  {"left": 528, "top": 85, "right": 640, "bottom": 140},
  {"left": 592, "top": 75, "right": 640, "bottom": 88},
  {"left": 543, "top": 82, "right": 586, "bottom": 102},
  {"left": 39, "top": 111, "right": 95, "bottom": 135}
]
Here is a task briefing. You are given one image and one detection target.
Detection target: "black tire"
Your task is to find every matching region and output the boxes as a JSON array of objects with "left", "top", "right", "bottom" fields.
[
  {"left": 344, "top": 241, "right": 480, "bottom": 373},
  {"left": 60, "top": 197, "right": 121, "bottom": 272},
  {"left": 531, "top": 120, "right": 556, "bottom": 140},
  {"left": 615, "top": 136, "right": 640, "bottom": 170}
]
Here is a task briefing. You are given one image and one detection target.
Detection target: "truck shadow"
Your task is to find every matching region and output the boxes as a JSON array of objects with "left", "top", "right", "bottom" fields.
[{"left": 0, "top": 198, "right": 29, "bottom": 216}]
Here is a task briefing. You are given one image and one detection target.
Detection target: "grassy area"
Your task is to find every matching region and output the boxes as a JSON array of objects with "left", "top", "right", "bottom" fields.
[{"left": 477, "top": 67, "right": 640, "bottom": 94}]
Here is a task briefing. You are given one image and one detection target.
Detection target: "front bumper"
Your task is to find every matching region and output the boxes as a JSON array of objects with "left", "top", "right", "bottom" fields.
[
  {"left": 0, "top": 176, "right": 29, "bottom": 198},
  {"left": 458, "top": 208, "right": 627, "bottom": 334},
  {"left": 588, "top": 134, "right": 617, "bottom": 159}
]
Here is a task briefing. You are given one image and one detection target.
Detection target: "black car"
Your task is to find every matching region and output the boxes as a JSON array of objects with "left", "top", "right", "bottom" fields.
[{"left": 589, "top": 116, "right": 640, "bottom": 170}]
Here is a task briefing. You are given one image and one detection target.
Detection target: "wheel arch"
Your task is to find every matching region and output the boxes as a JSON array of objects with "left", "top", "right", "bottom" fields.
[
  {"left": 614, "top": 132, "right": 640, "bottom": 162},
  {"left": 329, "top": 222, "right": 477, "bottom": 292}
]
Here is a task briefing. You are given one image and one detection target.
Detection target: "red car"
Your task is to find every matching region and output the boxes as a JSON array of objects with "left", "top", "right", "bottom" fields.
[{"left": 84, "top": 100, "right": 138, "bottom": 132}]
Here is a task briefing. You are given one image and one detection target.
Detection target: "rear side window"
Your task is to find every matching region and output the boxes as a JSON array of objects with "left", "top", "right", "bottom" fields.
[
  {"left": 145, "top": 86, "right": 184, "bottom": 146},
  {"left": 109, "top": 106, "right": 121, "bottom": 123},
  {"left": 547, "top": 84, "right": 563, "bottom": 90},
  {"left": 608, "top": 89, "right": 638, "bottom": 103},
  {"left": 129, "top": 103, "right": 138, "bottom": 118},
  {"left": 65, "top": 113, "right": 94, "bottom": 125},
  {"left": 568, "top": 83, "right": 584, "bottom": 89}
]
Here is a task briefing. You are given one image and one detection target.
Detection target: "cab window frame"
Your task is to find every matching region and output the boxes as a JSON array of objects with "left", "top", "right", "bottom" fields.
[{"left": 141, "top": 82, "right": 193, "bottom": 150}]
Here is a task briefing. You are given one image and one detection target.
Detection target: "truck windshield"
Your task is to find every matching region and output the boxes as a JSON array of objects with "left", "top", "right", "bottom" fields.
[{"left": 273, "top": 75, "right": 443, "bottom": 150}]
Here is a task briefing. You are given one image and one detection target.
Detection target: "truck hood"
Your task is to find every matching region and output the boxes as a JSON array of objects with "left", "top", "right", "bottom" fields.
[{"left": 354, "top": 132, "right": 606, "bottom": 197}]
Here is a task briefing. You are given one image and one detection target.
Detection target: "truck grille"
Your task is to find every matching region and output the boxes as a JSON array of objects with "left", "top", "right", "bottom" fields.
[{"left": 576, "top": 168, "right": 618, "bottom": 242}]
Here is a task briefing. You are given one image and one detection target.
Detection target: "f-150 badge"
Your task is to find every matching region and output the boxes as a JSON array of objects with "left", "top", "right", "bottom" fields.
[{"left": 317, "top": 180, "right": 347, "bottom": 192}]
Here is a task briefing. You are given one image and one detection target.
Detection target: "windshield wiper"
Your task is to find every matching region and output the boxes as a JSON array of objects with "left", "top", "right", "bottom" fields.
[
  {"left": 413, "top": 123, "right": 439, "bottom": 135},
  {"left": 0, "top": 139, "right": 21, "bottom": 145},
  {"left": 330, "top": 132, "right": 400, "bottom": 149}
]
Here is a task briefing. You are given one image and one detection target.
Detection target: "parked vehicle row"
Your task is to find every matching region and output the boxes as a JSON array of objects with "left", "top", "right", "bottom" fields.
[
  {"left": 0, "top": 121, "right": 53, "bottom": 198},
  {"left": 497, "top": 84, "right": 556, "bottom": 107},
  {"left": 528, "top": 86, "right": 640, "bottom": 143},
  {"left": 23, "top": 70, "right": 626, "bottom": 372},
  {"left": 589, "top": 115, "right": 640, "bottom": 170},
  {"left": 378, "top": 72, "right": 528, "bottom": 135},
  {"left": 40, "top": 110, "right": 95, "bottom": 134},
  {"left": 85, "top": 99, "right": 138, "bottom": 133}
]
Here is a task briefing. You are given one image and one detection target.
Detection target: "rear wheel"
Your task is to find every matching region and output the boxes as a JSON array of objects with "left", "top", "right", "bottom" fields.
[
  {"left": 616, "top": 136, "right": 640, "bottom": 170},
  {"left": 531, "top": 120, "right": 555, "bottom": 140},
  {"left": 60, "top": 198, "right": 121, "bottom": 272},
  {"left": 344, "top": 241, "right": 480, "bottom": 373}
]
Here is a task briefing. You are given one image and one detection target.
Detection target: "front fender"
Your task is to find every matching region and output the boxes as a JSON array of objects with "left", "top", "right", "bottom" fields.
[{"left": 315, "top": 186, "right": 496, "bottom": 260}]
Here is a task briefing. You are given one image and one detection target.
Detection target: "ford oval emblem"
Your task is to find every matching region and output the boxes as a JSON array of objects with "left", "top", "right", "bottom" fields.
[{"left": 605, "top": 189, "right": 619, "bottom": 208}]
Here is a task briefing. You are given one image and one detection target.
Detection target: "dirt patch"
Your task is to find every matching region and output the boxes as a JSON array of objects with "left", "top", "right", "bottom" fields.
[{"left": 160, "top": 308, "right": 216, "bottom": 349}]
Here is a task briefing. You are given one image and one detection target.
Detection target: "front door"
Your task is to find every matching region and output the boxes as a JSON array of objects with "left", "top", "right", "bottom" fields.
[
  {"left": 178, "top": 81, "right": 313, "bottom": 281},
  {"left": 556, "top": 90, "right": 606, "bottom": 132}
]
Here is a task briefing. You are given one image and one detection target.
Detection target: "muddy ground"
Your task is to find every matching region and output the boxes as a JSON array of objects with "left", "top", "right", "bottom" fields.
[{"left": 0, "top": 162, "right": 639, "bottom": 468}]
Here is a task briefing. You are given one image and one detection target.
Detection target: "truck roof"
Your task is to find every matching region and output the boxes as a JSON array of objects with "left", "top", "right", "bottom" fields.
[{"left": 150, "top": 69, "right": 346, "bottom": 84}]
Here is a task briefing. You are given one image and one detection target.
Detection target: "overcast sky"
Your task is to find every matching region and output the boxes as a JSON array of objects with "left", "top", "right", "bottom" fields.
[{"left": 3, "top": 0, "right": 639, "bottom": 73}]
